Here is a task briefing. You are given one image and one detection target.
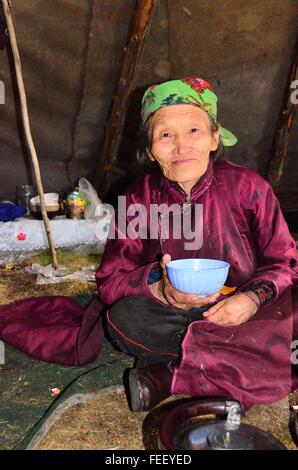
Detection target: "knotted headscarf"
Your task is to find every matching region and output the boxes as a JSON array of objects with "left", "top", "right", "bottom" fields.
[{"left": 141, "top": 77, "right": 237, "bottom": 147}]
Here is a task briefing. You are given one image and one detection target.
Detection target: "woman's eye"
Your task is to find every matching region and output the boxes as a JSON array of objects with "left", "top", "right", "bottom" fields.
[
  {"left": 161, "top": 131, "right": 170, "bottom": 138},
  {"left": 190, "top": 128, "right": 199, "bottom": 133}
]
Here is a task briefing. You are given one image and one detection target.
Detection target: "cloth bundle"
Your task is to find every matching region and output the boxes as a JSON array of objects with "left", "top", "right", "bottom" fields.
[{"left": 0, "top": 203, "right": 27, "bottom": 222}]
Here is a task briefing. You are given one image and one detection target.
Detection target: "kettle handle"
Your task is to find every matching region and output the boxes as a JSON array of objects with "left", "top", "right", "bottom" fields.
[{"left": 159, "top": 398, "right": 241, "bottom": 450}]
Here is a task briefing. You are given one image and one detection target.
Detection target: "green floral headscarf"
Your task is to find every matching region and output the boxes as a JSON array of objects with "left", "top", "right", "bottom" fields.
[{"left": 141, "top": 77, "right": 237, "bottom": 147}]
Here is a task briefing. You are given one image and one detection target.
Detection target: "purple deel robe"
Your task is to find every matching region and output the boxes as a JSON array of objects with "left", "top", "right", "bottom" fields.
[
  {"left": 0, "top": 158, "right": 297, "bottom": 409},
  {"left": 96, "top": 158, "right": 298, "bottom": 409}
]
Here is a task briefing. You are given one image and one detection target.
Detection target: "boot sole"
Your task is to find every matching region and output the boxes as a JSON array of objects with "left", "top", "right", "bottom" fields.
[{"left": 128, "top": 368, "right": 142, "bottom": 412}]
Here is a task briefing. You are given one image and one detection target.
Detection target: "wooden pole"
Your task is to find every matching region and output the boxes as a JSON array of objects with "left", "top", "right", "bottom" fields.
[
  {"left": 2, "top": 0, "right": 58, "bottom": 268},
  {"left": 267, "top": 33, "right": 298, "bottom": 192},
  {"left": 94, "top": 0, "right": 156, "bottom": 193}
]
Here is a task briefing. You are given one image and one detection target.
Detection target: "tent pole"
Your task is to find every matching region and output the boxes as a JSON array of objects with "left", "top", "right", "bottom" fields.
[
  {"left": 94, "top": 0, "right": 156, "bottom": 195},
  {"left": 2, "top": 0, "right": 58, "bottom": 269}
]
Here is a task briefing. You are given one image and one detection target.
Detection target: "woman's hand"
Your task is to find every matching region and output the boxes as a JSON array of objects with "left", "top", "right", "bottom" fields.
[
  {"left": 149, "top": 254, "right": 220, "bottom": 310},
  {"left": 203, "top": 292, "right": 259, "bottom": 326}
]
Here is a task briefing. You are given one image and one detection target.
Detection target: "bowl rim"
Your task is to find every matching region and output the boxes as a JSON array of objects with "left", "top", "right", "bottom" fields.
[
  {"left": 29, "top": 193, "right": 59, "bottom": 205},
  {"left": 166, "top": 258, "right": 230, "bottom": 271}
]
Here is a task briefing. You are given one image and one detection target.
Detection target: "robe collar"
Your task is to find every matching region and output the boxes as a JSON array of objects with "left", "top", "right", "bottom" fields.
[{"left": 158, "top": 157, "right": 214, "bottom": 202}]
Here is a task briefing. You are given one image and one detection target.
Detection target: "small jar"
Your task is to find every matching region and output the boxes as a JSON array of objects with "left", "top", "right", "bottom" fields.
[
  {"left": 67, "top": 187, "right": 86, "bottom": 219},
  {"left": 16, "top": 185, "right": 35, "bottom": 213}
]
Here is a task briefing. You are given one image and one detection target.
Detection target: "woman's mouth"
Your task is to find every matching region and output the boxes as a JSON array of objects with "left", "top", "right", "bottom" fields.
[{"left": 172, "top": 158, "right": 196, "bottom": 165}]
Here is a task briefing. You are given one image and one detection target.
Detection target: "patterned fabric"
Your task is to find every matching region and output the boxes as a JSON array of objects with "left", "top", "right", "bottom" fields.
[
  {"left": 141, "top": 77, "right": 238, "bottom": 147},
  {"left": 240, "top": 280, "right": 276, "bottom": 308}
]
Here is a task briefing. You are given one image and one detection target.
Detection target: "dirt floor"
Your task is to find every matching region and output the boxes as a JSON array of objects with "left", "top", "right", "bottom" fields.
[
  {"left": 33, "top": 386, "right": 298, "bottom": 450},
  {"left": 0, "top": 251, "right": 99, "bottom": 305}
]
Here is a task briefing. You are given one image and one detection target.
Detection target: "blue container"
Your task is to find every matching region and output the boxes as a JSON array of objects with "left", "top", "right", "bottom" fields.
[{"left": 166, "top": 258, "right": 230, "bottom": 297}]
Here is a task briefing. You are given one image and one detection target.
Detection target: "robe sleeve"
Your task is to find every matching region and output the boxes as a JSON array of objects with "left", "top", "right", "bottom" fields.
[
  {"left": 96, "top": 188, "right": 159, "bottom": 306},
  {"left": 240, "top": 280, "right": 275, "bottom": 307},
  {"left": 238, "top": 174, "right": 298, "bottom": 303}
]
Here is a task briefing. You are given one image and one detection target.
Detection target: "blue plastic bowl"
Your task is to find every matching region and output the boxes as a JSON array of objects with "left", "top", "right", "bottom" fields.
[{"left": 166, "top": 258, "right": 230, "bottom": 297}]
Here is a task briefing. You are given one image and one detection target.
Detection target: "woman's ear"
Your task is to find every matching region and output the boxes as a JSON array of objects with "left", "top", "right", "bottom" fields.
[
  {"left": 211, "top": 124, "right": 221, "bottom": 151},
  {"left": 146, "top": 147, "right": 155, "bottom": 162}
]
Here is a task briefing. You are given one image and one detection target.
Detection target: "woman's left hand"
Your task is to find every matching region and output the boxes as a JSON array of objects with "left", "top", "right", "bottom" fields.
[{"left": 202, "top": 292, "right": 259, "bottom": 326}]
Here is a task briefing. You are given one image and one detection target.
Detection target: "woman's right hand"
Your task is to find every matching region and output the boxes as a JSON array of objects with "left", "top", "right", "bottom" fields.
[{"left": 149, "top": 254, "right": 220, "bottom": 310}]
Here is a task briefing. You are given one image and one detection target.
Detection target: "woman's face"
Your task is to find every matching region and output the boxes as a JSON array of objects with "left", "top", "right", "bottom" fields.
[{"left": 148, "top": 104, "right": 220, "bottom": 194}]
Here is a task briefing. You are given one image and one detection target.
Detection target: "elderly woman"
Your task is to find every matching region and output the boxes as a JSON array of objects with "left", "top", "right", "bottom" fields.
[
  {"left": 0, "top": 78, "right": 297, "bottom": 414},
  {"left": 96, "top": 77, "right": 298, "bottom": 412}
]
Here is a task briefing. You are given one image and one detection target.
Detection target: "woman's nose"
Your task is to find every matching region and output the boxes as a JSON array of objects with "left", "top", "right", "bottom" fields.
[{"left": 174, "top": 134, "right": 190, "bottom": 155}]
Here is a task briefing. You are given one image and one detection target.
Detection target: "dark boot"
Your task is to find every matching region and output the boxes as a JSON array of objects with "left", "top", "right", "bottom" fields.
[{"left": 126, "top": 362, "right": 174, "bottom": 412}]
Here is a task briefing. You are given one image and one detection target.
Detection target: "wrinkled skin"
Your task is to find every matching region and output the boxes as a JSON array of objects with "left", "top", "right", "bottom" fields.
[{"left": 147, "top": 104, "right": 219, "bottom": 195}]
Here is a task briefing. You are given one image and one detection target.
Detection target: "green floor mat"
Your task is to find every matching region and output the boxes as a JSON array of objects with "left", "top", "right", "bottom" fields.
[{"left": 0, "top": 294, "right": 133, "bottom": 450}]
